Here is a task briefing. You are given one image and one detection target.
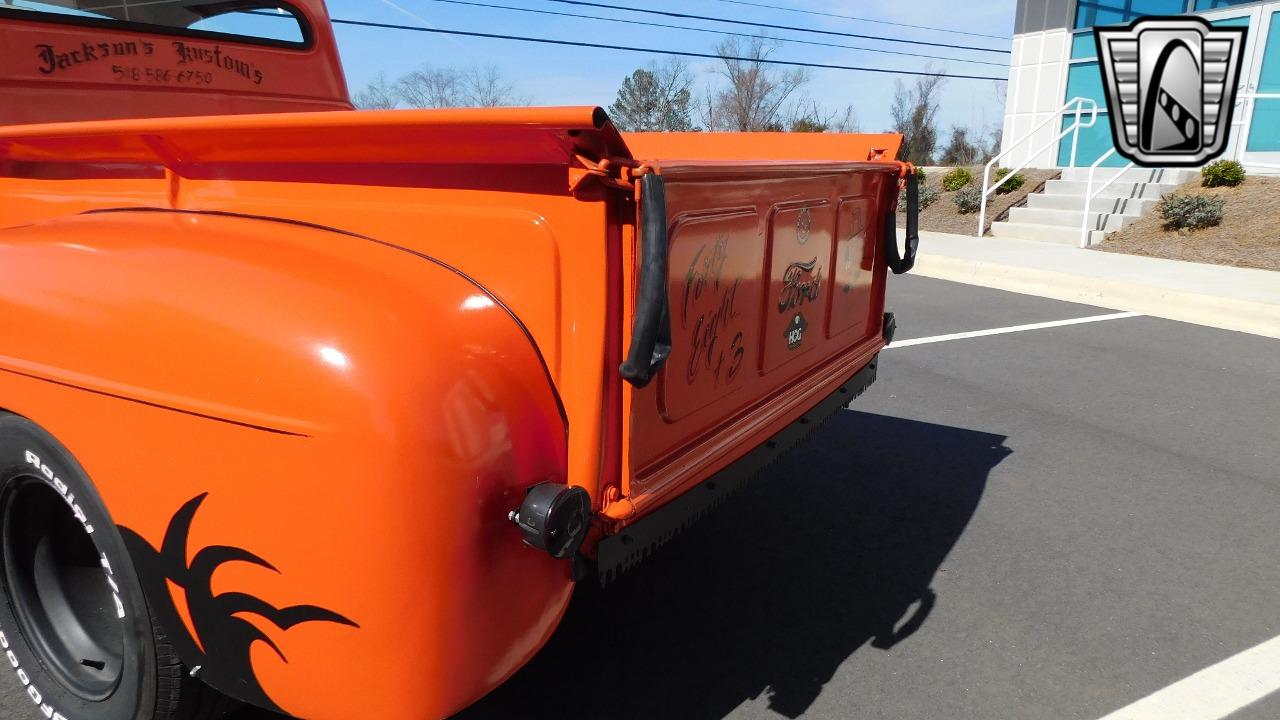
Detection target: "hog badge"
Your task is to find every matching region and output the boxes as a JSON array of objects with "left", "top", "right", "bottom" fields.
[
  {"left": 1096, "top": 17, "right": 1246, "bottom": 166},
  {"left": 785, "top": 313, "right": 808, "bottom": 351}
]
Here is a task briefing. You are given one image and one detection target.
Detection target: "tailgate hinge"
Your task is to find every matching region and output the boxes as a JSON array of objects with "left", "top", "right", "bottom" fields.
[
  {"left": 569, "top": 154, "right": 660, "bottom": 197},
  {"left": 894, "top": 160, "right": 917, "bottom": 189}
]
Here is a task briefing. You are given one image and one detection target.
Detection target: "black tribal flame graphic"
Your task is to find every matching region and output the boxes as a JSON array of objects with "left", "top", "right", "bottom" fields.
[{"left": 120, "top": 494, "right": 358, "bottom": 712}]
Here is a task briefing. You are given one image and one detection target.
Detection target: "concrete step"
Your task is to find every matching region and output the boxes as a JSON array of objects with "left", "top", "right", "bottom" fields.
[
  {"left": 1008, "top": 206, "right": 1140, "bottom": 232},
  {"left": 1042, "top": 179, "right": 1178, "bottom": 199},
  {"left": 989, "top": 221, "right": 1107, "bottom": 246},
  {"left": 1057, "top": 167, "right": 1197, "bottom": 185},
  {"left": 1027, "top": 193, "right": 1160, "bottom": 215}
]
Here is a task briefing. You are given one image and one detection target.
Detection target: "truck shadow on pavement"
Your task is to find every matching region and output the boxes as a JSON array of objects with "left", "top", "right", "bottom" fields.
[
  {"left": 455, "top": 410, "right": 1013, "bottom": 720},
  {"left": 228, "top": 411, "right": 1009, "bottom": 720}
]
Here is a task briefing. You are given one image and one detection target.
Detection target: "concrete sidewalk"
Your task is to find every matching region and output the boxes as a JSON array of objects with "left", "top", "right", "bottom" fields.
[{"left": 912, "top": 231, "right": 1280, "bottom": 339}]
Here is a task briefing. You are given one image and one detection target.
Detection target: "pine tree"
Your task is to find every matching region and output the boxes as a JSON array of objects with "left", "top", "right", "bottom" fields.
[{"left": 608, "top": 59, "right": 695, "bottom": 132}]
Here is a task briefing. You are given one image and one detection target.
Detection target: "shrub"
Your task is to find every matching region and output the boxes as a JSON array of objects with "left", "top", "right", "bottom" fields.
[
  {"left": 899, "top": 185, "right": 942, "bottom": 210},
  {"left": 993, "top": 167, "right": 1026, "bottom": 195},
  {"left": 1201, "top": 159, "right": 1245, "bottom": 188},
  {"left": 953, "top": 186, "right": 984, "bottom": 214},
  {"left": 919, "top": 185, "right": 941, "bottom": 209},
  {"left": 941, "top": 167, "right": 973, "bottom": 192},
  {"left": 915, "top": 166, "right": 928, "bottom": 186},
  {"left": 1158, "top": 193, "right": 1225, "bottom": 230}
]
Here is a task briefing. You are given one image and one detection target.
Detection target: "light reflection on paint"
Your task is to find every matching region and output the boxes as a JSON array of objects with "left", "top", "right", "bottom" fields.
[
  {"left": 462, "top": 295, "right": 495, "bottom": 311},
  {"left": 59, "top": 243, "right": 101, "bottom": 253},
  {"left": 318, "top": 346, "right": 350, "bottom": 369}
]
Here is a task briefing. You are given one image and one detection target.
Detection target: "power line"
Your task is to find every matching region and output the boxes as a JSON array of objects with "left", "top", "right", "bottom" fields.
[
  {"left": 545, "top": 0, "right": 1010, "bottom": 55},
  {"left": 414, "top": 0, "right": 1007, "bottom": 67},
  {"left": 706, "top": 0, "right": 1010, "bottom": 41},
  {"left": 330, "top": 17, "right": 1009, "bottom": 81}
]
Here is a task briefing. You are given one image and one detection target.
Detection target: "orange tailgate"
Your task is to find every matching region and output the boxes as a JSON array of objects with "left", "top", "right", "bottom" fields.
[{"left": 621, "top": 152, "right": 902, "bottom": 519}]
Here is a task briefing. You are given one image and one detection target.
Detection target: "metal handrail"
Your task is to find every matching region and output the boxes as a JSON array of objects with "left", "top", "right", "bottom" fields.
[
  {"left": 978, "top": 97, "right": 1099, "bottom": 236},
  {"left": 1079, "top": 148, "right": 1135, "bottom": 248}
]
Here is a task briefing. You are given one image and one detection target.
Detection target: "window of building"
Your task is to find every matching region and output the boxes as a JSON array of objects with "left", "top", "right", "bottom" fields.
[
  {"left": 1071, "top": 31, "right": 1098, "bottom": 59},
  {"left": 1195, "top": 0, "right": 1261, "bottom": 9},
  {"left": 1058, "top": 60, "right": 1128, "bottom": 166},
  {"left": 1074, "top": 0, "right": 1188, "bottom": 29},
  {"left": 1258, "top": 10, "right": 1280, "bottom": 93},
  {"left": 1064, "top": 61, "right": 1106, "bottom": 103},
  {"left": 1247, "top": 10, "right": 1280, "bottom": 151},
  {"left": 1057, "top": 114, "right": 1129, "bottom": 166}
]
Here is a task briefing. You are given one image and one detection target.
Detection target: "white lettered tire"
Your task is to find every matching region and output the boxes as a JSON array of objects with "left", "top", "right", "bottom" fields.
[{"left": 0, "top": 413, "right": 236, "bottom": 720}]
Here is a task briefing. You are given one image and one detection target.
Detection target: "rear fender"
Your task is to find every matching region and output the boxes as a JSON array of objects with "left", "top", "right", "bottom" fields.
[{"left": 0, "top": 210, "right": 571, "bottom": 719}]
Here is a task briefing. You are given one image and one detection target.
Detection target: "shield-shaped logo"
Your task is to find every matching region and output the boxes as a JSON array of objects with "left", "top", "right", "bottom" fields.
[
  {"left": 1096, "top": 17, "right": 1247, "bottom": 166},
  {"left": 784, "top": 312, "right": 808, "bottom": 351}
]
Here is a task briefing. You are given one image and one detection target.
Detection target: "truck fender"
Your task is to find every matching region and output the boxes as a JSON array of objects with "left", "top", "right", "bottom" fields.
[{"left": 0, "top": 209, "right": 573, "bottom": 719}]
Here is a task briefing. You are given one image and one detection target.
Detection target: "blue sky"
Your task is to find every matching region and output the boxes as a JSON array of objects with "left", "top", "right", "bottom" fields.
[{"left": 325, "top": 0, "right": 1017, "bottom": 134}]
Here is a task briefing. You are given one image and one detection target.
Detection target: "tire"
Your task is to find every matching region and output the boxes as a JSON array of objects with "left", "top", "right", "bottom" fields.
[{"left": 0, "top": 412, "right": 237, "bottom": 720}]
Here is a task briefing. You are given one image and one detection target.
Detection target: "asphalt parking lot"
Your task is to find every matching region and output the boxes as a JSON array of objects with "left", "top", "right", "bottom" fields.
[
  {"left": 456, "top": 275, "right": 1280, "bottom": 720},
  {"left": 3, "top": 275, "right": 1278, "bottom": 720}
]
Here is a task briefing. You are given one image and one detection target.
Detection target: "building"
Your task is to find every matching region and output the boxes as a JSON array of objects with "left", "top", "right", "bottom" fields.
[{"left": 1001, "top": 0, "right": 1279, "bottom": 172}]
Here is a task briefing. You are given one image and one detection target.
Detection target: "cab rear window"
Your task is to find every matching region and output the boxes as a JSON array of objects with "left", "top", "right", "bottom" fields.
[{"left": 0, "top": 1, "right": 309, "bottom": 47}]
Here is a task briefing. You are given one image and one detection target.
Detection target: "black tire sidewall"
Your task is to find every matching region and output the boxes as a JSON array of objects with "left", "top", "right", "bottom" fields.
[{"left": 0, "top": 413, "right": 157, "bottom": 720}]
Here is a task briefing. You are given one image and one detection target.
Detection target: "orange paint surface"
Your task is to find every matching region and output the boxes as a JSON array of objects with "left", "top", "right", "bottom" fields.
[{"left": 0, "top": 4, "right": 905, "bottom": 718}]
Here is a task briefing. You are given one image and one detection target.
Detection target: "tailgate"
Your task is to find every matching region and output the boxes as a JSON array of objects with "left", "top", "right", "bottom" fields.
[{"left": 623, "top": 157, "right": 903, "bottom": 515}]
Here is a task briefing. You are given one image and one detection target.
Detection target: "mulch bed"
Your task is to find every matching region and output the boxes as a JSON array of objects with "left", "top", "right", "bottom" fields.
[
  {"left": 898, "top": 167, "right": 1062, "bottom": 236},
  {"left": 1094, "top": 175, "right": 1280, "bottom": 272}
]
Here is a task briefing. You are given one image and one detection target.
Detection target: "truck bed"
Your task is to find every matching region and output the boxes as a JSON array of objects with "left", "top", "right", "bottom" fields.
[{"left": 0, "top": 106, "right": 906, "bottom": 544}]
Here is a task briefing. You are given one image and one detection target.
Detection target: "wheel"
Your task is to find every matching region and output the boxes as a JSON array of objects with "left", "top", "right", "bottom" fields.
[{"left": 0, "top": 412, "right": 237, "bottom": 720}]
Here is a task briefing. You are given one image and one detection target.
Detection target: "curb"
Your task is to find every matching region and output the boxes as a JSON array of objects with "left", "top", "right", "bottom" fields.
[{"left": 913, "top": 254, "right": 1280, "bottom": 340}]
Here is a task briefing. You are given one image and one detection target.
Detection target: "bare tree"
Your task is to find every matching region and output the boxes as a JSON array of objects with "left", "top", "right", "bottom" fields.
[
  {"left": 697, "top": 83, "right": 723, "bottom": 132},
  {"left": 706, "top": 36, "right": 809, "bottom": 131},
  {"left": 939, "top": 125, "right": 982, "bottom": 166},
  {"left": 608, "top": 57, "right": 696, "bottom": 131},
  {"left": 396, "top": 67, "right": 462, "bottom": 109},
  {"left": 351, "top": 73, "right": 398, "bottom": 110},
  {"left": 393, "top": 65, "right": 523, "bottom": 109},
  {"left": 828, "top": 105, "right": 862, "bottom": 133},
  {"left": 890, "top": 70, "right": 946, "bottom": 164},
  {"left": 988, "top": 80, "right": 1009, "bottom": 158},
  {"left": 460, "top": 65, "right": 526, "bottom": 107},
  {"left": 787, "top": 99, "right": 861, "bottom": 133}
]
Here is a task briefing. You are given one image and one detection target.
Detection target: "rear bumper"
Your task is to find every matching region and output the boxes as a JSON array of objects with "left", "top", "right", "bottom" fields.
[{"left": 597, "top": 355, "right": 879, "bottom": 583}]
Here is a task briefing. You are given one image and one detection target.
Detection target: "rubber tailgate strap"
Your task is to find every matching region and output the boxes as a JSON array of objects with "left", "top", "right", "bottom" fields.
[
  {"left": 885, "top": 169, "right": 919, "bottom": 275},
  {"left": 620, "top": 173, "right": 672, "bottom": 388}
]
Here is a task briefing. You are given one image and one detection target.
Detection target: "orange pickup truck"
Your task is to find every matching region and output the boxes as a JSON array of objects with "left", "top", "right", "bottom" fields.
[{"left": 0, "top": 2, "right": 918, "bottom": 719}]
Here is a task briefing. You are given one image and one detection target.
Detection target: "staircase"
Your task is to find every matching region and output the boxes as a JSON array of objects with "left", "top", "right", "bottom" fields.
[{"left": 990, "top": 167, "right": 1197, "bottom": 246}]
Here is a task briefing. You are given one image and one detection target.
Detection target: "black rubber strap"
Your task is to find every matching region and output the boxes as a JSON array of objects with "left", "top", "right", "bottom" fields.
[
  {"left": 619, "top": 173, "right": 672, "bottom": 389},
  {"left": 885, "top": 170, "right": 919, "bottom": 275}
]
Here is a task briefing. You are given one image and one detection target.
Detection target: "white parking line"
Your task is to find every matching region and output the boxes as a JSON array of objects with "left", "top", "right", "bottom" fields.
[
  {"left": 887, "top": 312, "right": 1142, "bottom": 349},
  {"left": 1096, "top": 634, "right": 1280, "bottom": 720}
]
